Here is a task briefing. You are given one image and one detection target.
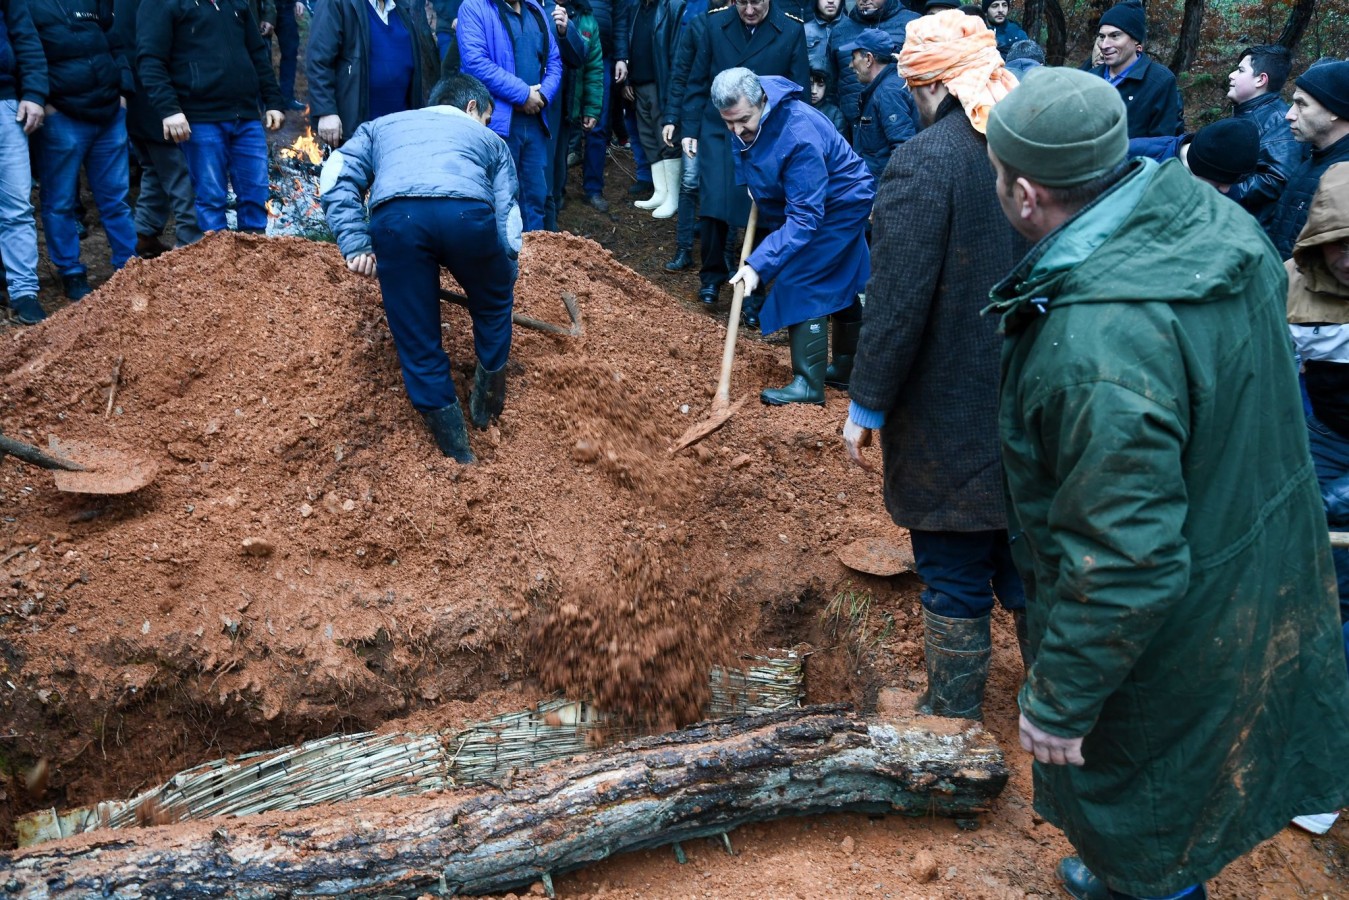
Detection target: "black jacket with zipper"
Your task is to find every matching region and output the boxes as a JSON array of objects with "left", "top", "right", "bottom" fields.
[{"left": 31, "top": 0, "right": 130, "bottom": 124}]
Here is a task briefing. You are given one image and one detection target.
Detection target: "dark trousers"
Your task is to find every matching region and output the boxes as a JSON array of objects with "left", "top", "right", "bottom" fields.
[
  {"left": 276, "top": 1, "right": 301, "bottom": 103},
  {"left": 909, "top": 529, "right": 1026, "bottom": 619},
  {"left": 699, "top": 216, "right": 730, "bottom": 288},
  {"left": 1305, "top": 411, "right": 1349, "bottom": 669},
  {"left": 369, "top": 198, "right": 515, "bottom": 411}
]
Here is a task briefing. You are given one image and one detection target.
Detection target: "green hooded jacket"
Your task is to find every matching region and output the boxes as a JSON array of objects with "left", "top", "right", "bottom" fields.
[{"left": 989, "top": 159, "right": 1349, "bottom": 895}]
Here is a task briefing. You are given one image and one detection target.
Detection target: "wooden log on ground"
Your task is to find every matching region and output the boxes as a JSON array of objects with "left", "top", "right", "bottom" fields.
[{"left": 1, "top": 706, "right": 1007, "bottom": 899}]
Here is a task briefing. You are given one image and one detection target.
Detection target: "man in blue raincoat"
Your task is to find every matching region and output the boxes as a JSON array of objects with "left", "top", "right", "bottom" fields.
[{"left": 717, "top": 67, "right": 875, "bottom": 405}]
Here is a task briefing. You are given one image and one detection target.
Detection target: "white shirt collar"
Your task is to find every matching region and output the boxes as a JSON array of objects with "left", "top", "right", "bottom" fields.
[{"left": 367, "top": 0, "right": 397, "bottom": 25}]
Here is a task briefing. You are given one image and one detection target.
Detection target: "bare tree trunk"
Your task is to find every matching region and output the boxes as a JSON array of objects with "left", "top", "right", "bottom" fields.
[
  {"left": 1045, "top": 0, "right": 1070, "bottom": 66},
  {"left": 1023, "top": 0, "right": 1043, "bottom": 42},
  {"left": 3, "top": 708, "right": 1009, "bottom": 898},
  {"left": 1277, "top": 0, "right": 1317, "bottom": 50},
  {"left": 1168, "top": 0, "right": 1206, "bottom": 73}
]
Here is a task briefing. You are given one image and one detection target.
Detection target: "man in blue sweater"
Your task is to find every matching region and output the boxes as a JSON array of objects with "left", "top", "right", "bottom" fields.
[{"left": 320, "top": 73, "right": 522, "bottom": 464}]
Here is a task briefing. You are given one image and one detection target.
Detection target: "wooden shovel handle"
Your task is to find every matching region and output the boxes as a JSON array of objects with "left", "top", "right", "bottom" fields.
[{"left": 714, "top": 203, "right": 759, "bottom": 409}]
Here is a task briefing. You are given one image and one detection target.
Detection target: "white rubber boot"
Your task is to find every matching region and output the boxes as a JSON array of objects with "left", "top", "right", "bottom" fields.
[
  {"left": 652, "top": 159, "right": 680, "bottom": 219},
  {"left": 634, "top": 157, "right": 667, "bottom": 210}
]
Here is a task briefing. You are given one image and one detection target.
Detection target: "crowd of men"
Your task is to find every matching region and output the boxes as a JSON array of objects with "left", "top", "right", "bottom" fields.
[{"left": 5, "top": 0, "right": 1349, "bottom": 896}]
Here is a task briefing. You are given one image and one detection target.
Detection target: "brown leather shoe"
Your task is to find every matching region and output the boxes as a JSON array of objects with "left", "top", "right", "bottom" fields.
[{"left": 136, "top": 234, "right": 169, "bottom": 259}]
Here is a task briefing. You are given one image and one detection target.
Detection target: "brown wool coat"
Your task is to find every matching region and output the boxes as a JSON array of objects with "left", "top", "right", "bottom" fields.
[{"left": 849, "top": 97, "right": 1021, "bottom": 532}]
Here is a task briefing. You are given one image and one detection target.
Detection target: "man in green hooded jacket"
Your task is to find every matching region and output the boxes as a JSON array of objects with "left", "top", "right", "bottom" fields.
[{"left": 984, "top": 67, "right": 1349, "bottom": 900}]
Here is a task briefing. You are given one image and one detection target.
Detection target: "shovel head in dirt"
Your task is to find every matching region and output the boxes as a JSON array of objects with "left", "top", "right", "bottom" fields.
[{"left": 45, "top": 436, "right": 158, "bottom": 494}]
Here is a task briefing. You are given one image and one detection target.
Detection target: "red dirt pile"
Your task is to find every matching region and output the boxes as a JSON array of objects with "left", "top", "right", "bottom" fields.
[{"left": 0, "top": 230, "right": 889, "bottom": 841}]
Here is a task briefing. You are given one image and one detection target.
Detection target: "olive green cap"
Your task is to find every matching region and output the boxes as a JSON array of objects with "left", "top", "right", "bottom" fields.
[{"left": 986, "top": 67, "right": 1128, "bottom": 187}]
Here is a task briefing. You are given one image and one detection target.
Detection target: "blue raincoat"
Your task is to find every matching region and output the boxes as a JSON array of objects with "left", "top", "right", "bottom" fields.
[{"left": 731, "top": 76, "right": 875, "bottom": 335}]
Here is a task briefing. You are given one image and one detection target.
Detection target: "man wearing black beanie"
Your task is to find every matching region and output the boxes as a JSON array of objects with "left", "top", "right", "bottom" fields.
[
  {"left": 1266, "top": 60, "right": 1349, "bottom": 259},
  {"left": 1089, "top": 0, "right": 1181, "bottom": 138}
]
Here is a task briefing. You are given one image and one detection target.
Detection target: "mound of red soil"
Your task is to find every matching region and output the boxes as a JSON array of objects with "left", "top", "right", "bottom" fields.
[{"left": 0, "top": 231, "right": 894, "bottom": 836}]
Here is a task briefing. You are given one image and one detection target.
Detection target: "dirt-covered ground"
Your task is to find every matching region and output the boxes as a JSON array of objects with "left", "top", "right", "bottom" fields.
[{"left": 0, "top": 126, "right": 1344, "bottom": 899}]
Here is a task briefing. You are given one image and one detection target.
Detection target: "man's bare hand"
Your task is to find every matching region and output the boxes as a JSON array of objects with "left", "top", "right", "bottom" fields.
[
  {"left": 16, "top": 100, "right": 43, "bottom": 134},
  {"left": 317, "top": 114, "right": 342, "bottom": 146},
  {"left": 681, "top": 136, "right": 697, "bottom": 157},
  {"left": 622, "top": 84, "right": 634, "bottom": 102},
  {"left": 551, "top": 5, "right": 568, "bottom": 34},
  {"left": 294, "top": 1, "right": 306, "bottom": 17},
  {"left": 614, "top": 60, "right": 628, "bottom": 83},
  {"left": 843, "top": 416, "right": 875, "bottom": 472},
  {"left": 728, "top": 264, "right": 760, "bottom": 296},
  {"left": 264, "top": 109, "right": 285, "bottom": 131},
  {"left": 162, "top": 112, "right": 191, "bottom": 142},
  {"left": 521, "top": 85, "right": 546, "bottom": 115},
  {"left": 582, "top": 116, "right": 597, "bottom": 131},
  {"left": 1019, "top": 713, "right": 1086, "bottom": 767},
  {"left": 346, "top": 253, "right": 377, "bottom": 277},
  {"left": 662, "top": 124, "right": 676, "bottom": 147},
  {"left": 260, "top": 21, "right": 274, "bottom": 36}
]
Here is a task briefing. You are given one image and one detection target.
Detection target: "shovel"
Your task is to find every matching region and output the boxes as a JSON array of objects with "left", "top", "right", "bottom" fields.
[
  {"left": 0, "top": 431, "right": 158, "bottom": 495},
  {"left": 670, "top": 202, "right": 759, "bottom": 454}
]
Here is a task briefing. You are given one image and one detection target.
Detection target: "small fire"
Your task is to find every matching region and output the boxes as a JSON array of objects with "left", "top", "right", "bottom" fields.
[{"left": 281, "top": 128, "right": 325, "bottom": 166}]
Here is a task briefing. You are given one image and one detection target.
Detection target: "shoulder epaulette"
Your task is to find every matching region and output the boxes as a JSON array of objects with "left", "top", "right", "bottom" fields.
[
  {"left": 783, "top": 11, "right": 804, "bottom": 22},
  {"left": 709, "top": 4, "right": 733, "bottom": 12}
]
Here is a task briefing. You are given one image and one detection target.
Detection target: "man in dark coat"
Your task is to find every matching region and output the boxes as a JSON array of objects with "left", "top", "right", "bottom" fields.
[
  {"left": 1088, "top": 0, "right": 1180, "bottom": 139},
  {"left": 112, "top": 0, "right": 202, "bottom": 258},
  {"left": 1226, "top": 44, "right": 1300, "bottom": 231},
  {"left": 306, "top": 0, "right": 439, "bottom": 148},
  {"left": 1267, "top": 60, "right": 1349, "bottom": 260},
  {"left": 985, "top": 65, "right": 1349, "bottom": 900},
  {"left": 844, "top": 10, "right": 1022, "bottom": 719},
  {"left": 828, "top": 0, "right": 917, "bottom": 128},
  {"left": 679, "top": 0, "right": 809, "bottom": 307},
  {"left": 843, "top": 27, "right": 917, "bottom": 179},
  {"left": 716, "top": 68, "right": 873, "bottom": 405}
]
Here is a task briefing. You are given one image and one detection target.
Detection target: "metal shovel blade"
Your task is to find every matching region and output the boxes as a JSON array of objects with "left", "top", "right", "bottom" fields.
[{"left": 47, "top": 436, "right": 158, "bottom": 495}]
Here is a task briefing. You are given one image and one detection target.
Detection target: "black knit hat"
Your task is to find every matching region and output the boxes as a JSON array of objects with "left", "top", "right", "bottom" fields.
[
  {"left": 1099, "top": 0, "right": 1146, "bottom": 44},
  {"left": 1185, "top": 118, "right": 1260, "bottom": 185},
  {"left": 1295, "top": 61, "right": 1349, "bottom": 120}
]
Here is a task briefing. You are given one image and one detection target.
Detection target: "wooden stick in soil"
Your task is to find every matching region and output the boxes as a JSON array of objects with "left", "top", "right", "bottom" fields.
[
  {"left": 104, "top": 355, "right": 123, "bottom": 417},
  {"left": 2, "top": 706, "right": 1008, "bottom": 898},
  {"left": 670, "top": 203, "right": 760, "bottom": 453}
]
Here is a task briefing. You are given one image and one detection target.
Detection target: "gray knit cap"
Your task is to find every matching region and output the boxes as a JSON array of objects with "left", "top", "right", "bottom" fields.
[{"left": 985, "top": 67, "right": 1128, "bottom": 187}]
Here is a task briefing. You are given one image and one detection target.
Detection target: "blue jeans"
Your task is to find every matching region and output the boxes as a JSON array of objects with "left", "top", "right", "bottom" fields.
[
  {"left": 582, "top": 63, "right": 612, "bottom": 196},
  {"left": 276, "top": 1, "right": 301, "bottom": 103},
  {"left": 623, "top": 97, "right": 650, "bottom": 182},
  {"left": 37, "top": 108, "right": 138, "bottom": 275},
  {"left": 1305, "top": 411, "right": 1349, "bottom": 668},
  {"left": 180, "top": 120, "right": 270, "bottom": 233},
  {"left": 910, "top": 529, "right": 1026, "bottom": 619},
  {"left": 675, "top": 150, "right": 698, "bottom": 251},
  {"left": 0, "top": 100, "right": 40, "bottom": 297},
  {"left": 369, "top": 197, "right": 515, "bottom": 411},
  {"left": 506, "top": 115, "right": 549, "bottom": 232}
]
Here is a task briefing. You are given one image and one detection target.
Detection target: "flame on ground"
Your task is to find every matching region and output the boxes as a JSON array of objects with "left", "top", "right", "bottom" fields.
[{"left": 281, "top": 128, "right": 325, "bottom": 166}]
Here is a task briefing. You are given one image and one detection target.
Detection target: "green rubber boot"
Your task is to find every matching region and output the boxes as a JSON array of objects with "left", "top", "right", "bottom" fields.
[
  {"left": 824, "top": 311, "right": 862, "bottom": 390},
  {"left": 760, "top": 317, "right": 827, "bottom": 406},
  {"left": 469, "top": 361, "right": 507, "bottom": 430},
  {"left": 917, "top": 608, "right": 992, "bottom": 719},
  {"left": 1012, "top": 609, "right": 1035, "bottom": 672},
  {"left": 420, "top": 402, "right": 475, "bottom": 464}
]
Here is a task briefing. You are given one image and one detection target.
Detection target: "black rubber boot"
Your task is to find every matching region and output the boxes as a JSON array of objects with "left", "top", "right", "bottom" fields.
[
  {"left": 824, "top": 304, "right": 862, "bottom": 389},
  {"left": 469, "top": 361, "right": 507, "bottom": 430},
  {"left": 740, "top": 290, "right": 765, "bottom": 329},
  {"left": 420, "top": 402, "right": 475, "bottom": 463},
  {"left": 1012, "top": 609, "right": 1034, "bottom": 672},
  {"left": 1057, "top": 858, "right": 1111, "bottom": 900},
  {"left": 664, "top": 247, "right": 694, "bottom": 272},
  {"left": 760, "top": 318, "right": 827, "bottom": 406},
  {"left": 917, "top": 608, "right": 992, "bottom": 719}
]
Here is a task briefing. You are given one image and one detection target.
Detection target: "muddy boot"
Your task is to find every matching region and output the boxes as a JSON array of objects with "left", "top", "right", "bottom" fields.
[
  {"left": 469, "top": 361, "right": 507, "bottom": 430},
  {"left": 824, "top": 304, "right": 862, "bottom": 389},
  {"left": 917, "top": 608, "right": 992, "bottom": 719},
  {"left": 1012, "top": 609, "right": 1034, "bottom": 672},
  {"left": 740, "top": 289, "right": 765, "bottom": 329},
  {"left": 420, "top": 402, "right": 475, "bottom": 463},
  {"left": 761, "top": 318, "right": 827, "bottom": 406}
]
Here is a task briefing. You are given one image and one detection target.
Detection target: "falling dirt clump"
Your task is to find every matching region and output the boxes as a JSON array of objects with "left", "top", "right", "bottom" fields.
[{"left": 531, "top": 542, "right": 731, "bottom": 730}]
